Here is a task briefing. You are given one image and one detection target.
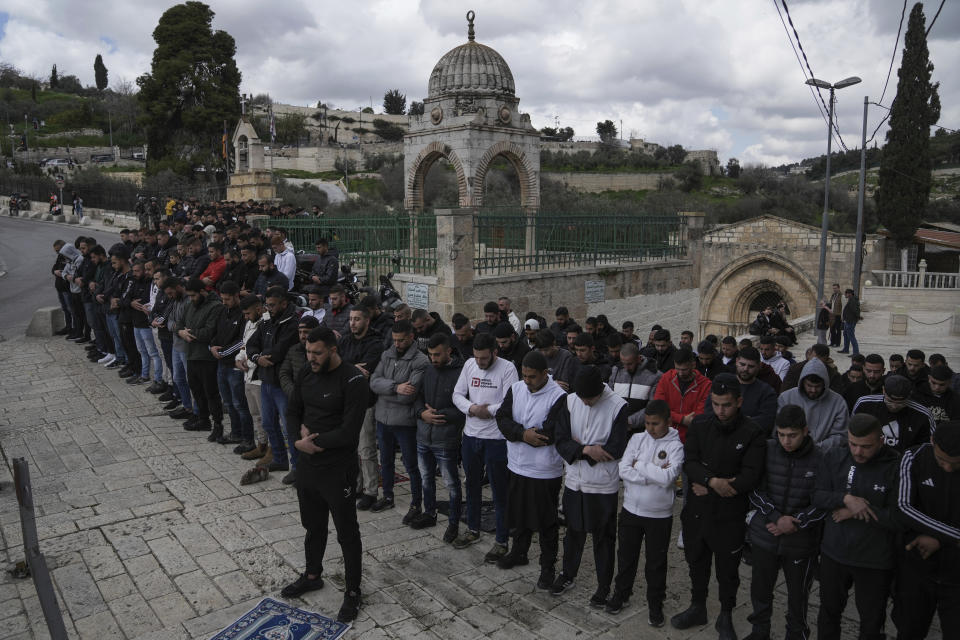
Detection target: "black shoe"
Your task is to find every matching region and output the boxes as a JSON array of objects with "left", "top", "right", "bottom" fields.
[
  {"left": 280, "top": 573, "right": 324, "bottom": 598},
  {"left": 671, "top": 602, "right": 707, "bottom": 629},
  {"left": 549, "top": 574, "right": 575, "bottom": 596},
  {"left": 233, "top": 441, "right": 256, "bottom": 455},
  {"left": 537, "top": 568, "right": 555, "bottom": 590},
  {"left": 370, "top": 497, "right": 395, "bottom": 512},
  {"left": 715, "top": 610, "right": 737, "bottom": 640},
  {"left": 605, "top": 591, "right": 629, "bottom": 614},
  {"left": 402, "top": 505, "right": 422, "bottom": 526},
  {"left": 158, "top": 390, "right": 175, "bottom": 402},
  {"left": 85, "top": 344, "right": 99, "bottom": 351},
  {"left": 218, "top": 432, "right": 242, "bottom": 445},
  {"left": 169, "top": 407, "right": 191, "bottom": 420},
  {"left": 147, "top": 381, "right": 166, "bottom": 394},
  {"left": 207, "top": 422, "right": 224, "bottom": 442},
  {"left": 87, "top": 353, "right": 104, "bottom": 362},
  {"left": 126, "top": 375, "right": 148, "bottom": 385},
  {"left": 267, "top": 461, "right": 290, "bottom": 472},
  {"left": 336, "top": 589, "right": 361, "bottom": 623},
  {"left": 106, "top": 361, "right": 122, "bottom": 369},
  {"left": 409, "top": 511, "right": 437, "bottom": 529},
  {"left": 742, "top": 631, "right": 770, "bottom": 640},
  {"left": 55, "top": 327, "right": 72, "bottom": 336},
  {"left": 117, "top": 366, "right": 132, "bottom": 377},
  {"left": 185, "top": 418, "right": 212, "bottom": 432},
  {"left": 163, "top": 400, "right": 180, "bottom": 411},
  {"left": 74, "top": 337, "right": 91, "bottom": 344},
  {"left": 589, "top": 589, "right": 609, "bottom": 609},
  {"left": 355, "top": 493, "right": 377, "bottom": 511},
  {"left": 496, "top": 547, "right": 529, "bottom": 569},
  {"left": 648, "top": 602, "right": 665, "bottom": 628},
  {"left": 282, "top": 470, "right": 297, "bottom": 485},
  {"left": 442, "top": 522, "right": 459, "bottom": 544}
]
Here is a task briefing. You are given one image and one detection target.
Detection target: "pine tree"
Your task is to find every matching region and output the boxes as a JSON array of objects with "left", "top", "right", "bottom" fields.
[
  {"left": 50, "top": 64, "right": 59, "bottom": 89},
  {"left": 94, "top": 54, "right": 108, "bottom": 92},
  {"left": 876, "top": 2, "right": 941, "bottom": 249},
  {"left": 383, "top": 89, "right": 406, "bottom": 115}
]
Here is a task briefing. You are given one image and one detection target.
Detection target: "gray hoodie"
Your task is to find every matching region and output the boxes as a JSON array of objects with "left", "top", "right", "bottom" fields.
[
  {"left": 777, "top": 358, "right": 849, "bottom": 450},
  {"left": 59, "top": 244, "right": 83, "bottom": 294}
]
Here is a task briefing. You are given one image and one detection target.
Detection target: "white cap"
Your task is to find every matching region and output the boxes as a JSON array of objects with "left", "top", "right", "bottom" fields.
[{"left": 524, "top": 319, "right": 540, "bottom": 331}]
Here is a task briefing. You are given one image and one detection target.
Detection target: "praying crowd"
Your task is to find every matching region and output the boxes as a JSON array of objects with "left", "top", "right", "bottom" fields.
[{"left": 49, "top": 222, "right": 960, "bottom": 638}]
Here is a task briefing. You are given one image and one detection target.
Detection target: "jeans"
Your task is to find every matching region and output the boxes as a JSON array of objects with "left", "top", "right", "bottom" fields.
[
  {"left": 133, "top": 327, "right": 163, "bottom": 381},
  {"left": 417, "top": 444, "right": 461, "bottom": 522},
  {"left": 217, "top": 366, "right": 253, "bottom": 441},
  {"left": 84, "top": 301, "right": 109, "bottom": 353},
  {"left": 841, "top": 322, "right": 859, "bottom": 354},
  {"left": 261, "top": 383, "right": 294, "bottom": 468},
  {"left": 461, "top": 434, "right": 508, "bottom": 544},
  {"left": 376, "top": 423, "right": 421, "bottom": 508},
  {"left": 105, "top": 314, "right": 127, "bottom": 362},
  {"left": 171, "top": 349, "right": 194, "bottom": 411},
  {"left": 57, "top": 290, "right": 74, "bottom": 331}
]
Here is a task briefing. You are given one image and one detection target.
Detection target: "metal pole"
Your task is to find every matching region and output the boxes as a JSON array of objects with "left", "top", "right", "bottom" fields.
[
  {"left": 854, "top": 95, "right": 868, "bottom": 294},
  {"left": 108, "top": 110, "right": 113, "bottom": 149},
  {"left": 816, "top": 87, "right": 835, "bottom": 310}
]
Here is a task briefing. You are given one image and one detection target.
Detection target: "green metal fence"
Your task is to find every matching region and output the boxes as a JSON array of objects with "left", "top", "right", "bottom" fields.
[
  {"left": 473, "top": 209, "right": 686, "bottom": 276},
  {"left": 255, "top": 212, "right": 437, "bottom": 281}
]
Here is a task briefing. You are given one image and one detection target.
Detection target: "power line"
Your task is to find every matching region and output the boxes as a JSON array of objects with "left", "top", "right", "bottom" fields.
[
  {"left": 778, "top": 0, "right": 850, "bottom": 151},
  {"left": 771, "top": 0, "right": 830, "bottom": 134},
  {"left": 926, "top": 0, "right": 946, "bottom": 36},
  {"left": 869, "top": 101, "right": 958, "bottom": 135},
  {"left": 880, "top": 0, "right": 907, "bottom": 106}
]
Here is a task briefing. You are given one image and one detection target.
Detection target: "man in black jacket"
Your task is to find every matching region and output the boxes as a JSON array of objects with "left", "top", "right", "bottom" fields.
[
  {"left": 494, "top": 321, "right": 530, "bottom": 374},
  {"left": 843, "top": 353, "right": 886, "bottom": 411},
  {"left": 746, "top": 405, "right": 825, "bottom": 640},
  {"left": 412, "top": 334, "right": 465, "bottom": 536},
  {"left": 895, "top": 420, "right": 960, "bottom": 639},
  {"left": 308, "top": 238, "right": 338, "bottom": 300},
  {"left": 912, "top": 365, "right": 960, "bottom": 425},
  {"left": 643, "top": 329, "right": 678, "bottom": 373},
  {"left": 210, "top": 281, "right": 254, "bottom": 446},
  {"left": 813, "top": 414, "right": 901, "bottom": 640},
  {"left": 672, "top": 373, "right": 766, "bottom": 640},
  {"left": 412, "top": 308, "right": 455, "bottom": 354},
  {"left": 837, "top": 288, "right": 860, "bottom": 355},
  {"left": 897, "top": 348, "right": 930, "bottom": 389},
  {"left": 852, "top": 375, "right": 936, "bottom": 453},
  {"left": 246, "top": 286, "right": 300, "bottom": 474},
  {"left": 338, "top": 307, "right": 384, "bottom": 510},
  {"left": 281, "top": 327, "right": 368, "bottom": 624},
  {"left": 549, "top": 306, "right": 576, "bottom": 346}
]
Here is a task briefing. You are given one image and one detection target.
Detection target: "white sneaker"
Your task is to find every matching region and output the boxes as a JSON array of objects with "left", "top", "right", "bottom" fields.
[
  {"left": 100, "top": 353, "right": 116, "bottom": 366},
  {"left": 676, "top": 531, "right": 684, "bottom": 550}
]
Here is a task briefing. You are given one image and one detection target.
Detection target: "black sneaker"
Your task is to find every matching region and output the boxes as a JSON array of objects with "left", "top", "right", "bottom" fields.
[
  {"left": 117, "top": 366, "right": 132, "bottom": 377},
  {"left": 163, "top": 400, "right": 180, "bottom": 411},
  {"left": 442, "top": 522, "right": 459, "bottom": 544},
  {"left": 370, "top": 497, "right": 395, "bottom": 512},
  {"left": 74, "top": 337, "right": 91, "bottom": 344},
  {"left": 267, "top": 461, "right": 290, "bottom": 473},
  {"left": 146, "top": 381, "right": 166, "bottom": 394},
  {"left": 537, "top": 568, "right": 555, "bottom": 590},
  {"left": 158, "top": 390, "right": 175, "bottom": 402},
  {"left": 648, "top": 602, "right": 665, "bottom": 628},
  {"left": 605, "top": 591, "right": 629, "bottom": 614},
  {"left": 549, "top": 574, "right": 574, "bottom": 596},
  {"left": 589, "top": 589, "right": 609, "bottom": 609},
  {"left": 402, "top": 505, "right": 422, "bottom": 526},
  {"left": 233, "top": 441, "right": 256, "bottom": 455},
  {"left": 126, "top": 375, "right": 148, "bottom": 385},
  {"left": 106, "top": 361, "right": 122, "bottom": 369},
  {"left": 409, "top": 511, "right": 437, "bottom": 529},
  {"left": 280, "top": 573, "right": 324, "bottom": 598},
  {"left": 336, "top": 589, "right": 361, "bottom": 623},
  {"left": 355, "top": 493, "right": 377, "bottom": 511},
  {"left": 670, "top": 602, "right": 707, "bottom": 629},
  {"left": 207, "top": 422, "right": 224, "bottom": 442},
  {"left": 282, "top": 470, "right": 297, "bottom": 485},
  {"left": 496, "top": 547, "right": 529, "bottom": 569},
  {"left": 185, "top": 418, "right": 212, "bottom": 432},
  {"left": 218, "top": 432, "right": 243, "bottom": 445},
  {"left": 169, "top": 407, "right": 191, "bottom": 420}
]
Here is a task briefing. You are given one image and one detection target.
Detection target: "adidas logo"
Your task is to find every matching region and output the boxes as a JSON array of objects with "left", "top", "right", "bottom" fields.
[
  {"left": 922, "top": 478, "right": 935, "bottom": 488},
  {"left": 804, "top": 471, "right": 814, "bottom": 478},
  {"left": 735, "top": 443, "right": 744, "bottom": 450}
]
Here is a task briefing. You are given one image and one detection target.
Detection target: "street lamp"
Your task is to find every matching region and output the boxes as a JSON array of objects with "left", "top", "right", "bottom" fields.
[{"left": 805, "top": 75, "right": 861, "bottom": 311}]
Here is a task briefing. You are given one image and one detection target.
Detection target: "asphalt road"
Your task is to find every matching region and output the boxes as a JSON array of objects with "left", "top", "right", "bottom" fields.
[{"left": 0, "top": 216, "right": 119, "bottom": 337}]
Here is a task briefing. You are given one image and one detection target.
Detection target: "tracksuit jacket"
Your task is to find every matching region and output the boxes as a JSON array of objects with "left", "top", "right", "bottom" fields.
[
  {"left": 852, "top": 394, "right": 936, "bottom": 453},
  {"left": 211, "top": 305, "right": 246, "bottom": 369},
  {"left": 812, "top": 444, "right": 901, "bottom": 570},
  {"left": 748, "top": 436, "right": 826, "bottom": 558},
  {"left": 607, "top": 359, "right": 662, "bottom": 425}
]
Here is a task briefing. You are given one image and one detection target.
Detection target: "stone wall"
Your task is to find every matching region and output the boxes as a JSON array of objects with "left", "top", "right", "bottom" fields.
[
  {"left": 266, "top": 143, "right": 402, "bottom": 173},
  {"left": 861, "top": 286, "right": 960, "bottom": 312},
  {"left": 542, "top": 172, "right": 669, "bottom": 193}
]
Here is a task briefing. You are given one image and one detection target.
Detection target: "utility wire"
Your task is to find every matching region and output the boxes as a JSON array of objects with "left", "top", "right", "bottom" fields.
[
  {"left": 926, "top": 0, "right": 946, "bottom": 36},
  {"left": 880, "top": 0, "right": 907, "bottom": 106}
]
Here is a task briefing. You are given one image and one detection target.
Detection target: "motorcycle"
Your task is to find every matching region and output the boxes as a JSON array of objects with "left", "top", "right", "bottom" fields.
[
  {"left": 378, "top": 257, "right": 404, "bottom": 312},
  {"left": 8, "top": 193, "right": 30, "bottom": 216},
  {"left": 338, "top": 261, "right": 364, "bottom": 305}
]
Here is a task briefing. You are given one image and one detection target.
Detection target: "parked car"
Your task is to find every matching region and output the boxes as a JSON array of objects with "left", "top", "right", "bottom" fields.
[
  {"left": 90, "top": 154, "right": 115, "bottom": 163},
  {"left": 131, "top": 152, "right": 145, "bottom": 160},
  {"left": 45, "top": 158, "right": 72, "bottom": 168}
]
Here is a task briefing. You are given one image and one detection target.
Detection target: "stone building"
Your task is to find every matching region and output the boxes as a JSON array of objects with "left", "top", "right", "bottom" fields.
[{"left": 227, "top": 116, "right": 276, "bottom": 202}]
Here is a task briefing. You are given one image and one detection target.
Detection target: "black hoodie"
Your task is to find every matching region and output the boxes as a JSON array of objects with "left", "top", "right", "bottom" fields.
[{"left": 414, "top": 353, "right": 466, "bottom": 450}]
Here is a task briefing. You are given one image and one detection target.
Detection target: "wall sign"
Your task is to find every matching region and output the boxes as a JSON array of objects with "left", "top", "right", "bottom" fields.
[
  {"left": 585, "top": 280, "right": 605, "bottom": 304},
  {"left": 406, "top": 283, "right": 429, "bottom": 309}
]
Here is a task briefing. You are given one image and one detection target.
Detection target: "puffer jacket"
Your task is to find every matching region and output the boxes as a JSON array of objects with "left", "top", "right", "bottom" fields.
[
  {"left": 777, "top": 359, "right": 849, "bottom": 450},
  {"left": 278, "top": 342, "right": 307, "bottom": 398},
  {"left": 370, "top": 343, "right": 429, "bottom": 426},
  {"left": 607, "top": 358, "right": 662, "bottom": 425},
  {"left": 748, "top": 436, "right": 825, "bottom": 558},
  {"left": 414, "top": 353, "right": 465, "bottom": 449}
]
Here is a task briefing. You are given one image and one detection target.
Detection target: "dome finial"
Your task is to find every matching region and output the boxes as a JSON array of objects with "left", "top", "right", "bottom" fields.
[{"left": 466, "top": 10, "right": 475, "bottom": 42}]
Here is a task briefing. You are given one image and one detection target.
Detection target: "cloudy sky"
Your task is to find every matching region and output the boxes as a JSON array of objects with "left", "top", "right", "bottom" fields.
[{"left": 1, "top": 0, "right": 957, "bottom": 166}]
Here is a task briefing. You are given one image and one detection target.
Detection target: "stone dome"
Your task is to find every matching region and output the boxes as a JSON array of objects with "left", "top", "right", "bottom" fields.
[{"left": 427, "top": 13, "right": 516, "bottom": 99}]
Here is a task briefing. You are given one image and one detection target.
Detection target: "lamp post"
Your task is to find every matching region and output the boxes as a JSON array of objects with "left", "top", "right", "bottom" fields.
[
  {"left": 805, "top": 75, "right": 861, "bottom": 310},
  {"left": 853, "top": 95, "right": 869, "bottom": 294}
]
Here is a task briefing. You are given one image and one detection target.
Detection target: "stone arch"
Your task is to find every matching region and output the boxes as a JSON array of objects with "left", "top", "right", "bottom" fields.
[
  {"left": 700, "top": 251, "right": 818, "bottom": 336},
  {"left": 236, "top": 134, "right": 249, "bottom": 172},
  {"left": 471, "top": 140, "right": 539, "bottom": 209},
  {"left": 405, "top": 141, "right": 469, "bottom": 210}
]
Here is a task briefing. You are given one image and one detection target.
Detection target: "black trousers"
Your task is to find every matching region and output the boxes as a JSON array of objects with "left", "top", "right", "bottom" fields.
[
  {"left": 561, "top": 497, "right": 618, "bottom": 593},
  {"left": 748, "top": 547, "right": 815, "bottom": 639},
  {"left": 514, "top": 525, "right": 559, "bottom": 571},
  {"left": 613, "top": 509, "right": 672, "bottom": 605},
  {"left": 681, "top": 513, "right": 744, "bottom": 610},
  {"left": 817, "top": 554, "right": 892, "bottom": 640},
  {"left": 119, "top": 321, "right": 141, "bottom": 373},
  {"left": 297, "top": 463, "right": 362, "bottom": 592},
  {"left": 829, "top": 316, "right": 843, "bottom": 346},
  {"left": 895, "top": 560, "right": 960, "bottom": 640},
  {"left": 71, "top": 292, "right": 88, "bottom": 337},
  {"left": 186, "top": 359, "right": 222, "bottom": 422}
]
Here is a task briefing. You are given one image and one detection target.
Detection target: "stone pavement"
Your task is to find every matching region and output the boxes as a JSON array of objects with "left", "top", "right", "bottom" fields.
[{"left": 0, "top": 331, "right": 944, "bottom": 639}]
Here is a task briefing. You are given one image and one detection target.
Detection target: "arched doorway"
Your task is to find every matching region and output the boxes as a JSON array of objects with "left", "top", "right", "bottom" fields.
[
  {"left": 471, "top": 141, "right": 539, "bottom": 209},
  {"left": 404, "top": 142, "right": 469, "bottom": 210}
]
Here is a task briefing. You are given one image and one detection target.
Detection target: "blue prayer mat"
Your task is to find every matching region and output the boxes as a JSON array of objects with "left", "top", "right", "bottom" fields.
[{"left": 210, "top": 598, "right": 349, "bottom": 640}]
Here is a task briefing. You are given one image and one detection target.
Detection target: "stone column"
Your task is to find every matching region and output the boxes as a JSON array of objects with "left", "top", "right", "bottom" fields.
[
  {"left": 679, "top": 211, "right": 705, "bottom": 283},
  {"left": 434, "top": 208, "right": 475, "bottom": 320}
]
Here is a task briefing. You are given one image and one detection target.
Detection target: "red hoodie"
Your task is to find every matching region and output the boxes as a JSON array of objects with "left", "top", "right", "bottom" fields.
[
  {"left": 199, "top": 256, "right": 226, "bottom": 290},
  {"left": 653, "top": 368, "right": 712, "bottom": 442}
]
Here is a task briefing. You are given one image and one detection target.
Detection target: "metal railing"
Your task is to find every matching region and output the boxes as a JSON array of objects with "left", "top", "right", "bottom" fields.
[
  {"left": 473, "top": 209, "right": 686, "bottom": 276},
  {"left": 259, "top": 212, "right": 437, "bottom": 280},
  {"left": 872, "top": 270, "right": 960, "bottom": 289}
]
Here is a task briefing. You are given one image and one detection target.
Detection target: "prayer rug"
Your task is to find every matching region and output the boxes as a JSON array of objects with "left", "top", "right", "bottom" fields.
[{"left": 209, "top": 598, "right": 349, "bottom": 640}]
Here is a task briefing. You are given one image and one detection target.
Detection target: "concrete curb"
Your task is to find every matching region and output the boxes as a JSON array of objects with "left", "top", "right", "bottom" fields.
[{"left": 26, "top": 307, "right": 65, "bottom": 337}]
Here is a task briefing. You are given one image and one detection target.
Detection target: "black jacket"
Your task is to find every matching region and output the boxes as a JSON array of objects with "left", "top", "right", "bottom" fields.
[
  {"left": 682, "top": 412, "right": 766, "bottom": 522},
  {"left": 211, "top": 305, "right": 246, "bottom": 368},
  {"left": 253, "top": 270, "right": 289, "bottom": 297},
  {"left": 498, "top": 337, "right": 531, "bottom": 375},
  {"left": 912, "top": 382, "right": 960, "bottom": 425},
  {"left": 841, "top": 295, "right": 860, "bottom": 324},
  {"left": 852, "top": 395, "right": 936, "bottom": 453},
  {"left": 122, "top": 275, "right": 151, "bottom": 328},
  {"left": 703, "top": 379, "right": 779, "bottom": 438},
  {"left": 748, "top": 437, "right": 826, "bottom": 558},
  {"left": 813, "top": 444, "right": 901, "bottom": 570},
  {"left": 279, "top": 343, "right": 308, "bottom": 398},
  {"left": 414, "top": 354, "right": 466, "bottom": 449},
  {"left": 896, "top": 442, "right": 960, "bottom": 585},
  {"left": 245, "top": 304, "right": 299, "bottom": 387},
  {"left": 338, "top": 328, "right": 384, "bottom": 373},
  {"left": 414, "top": 312, "right": 454, "bottom": 354},
  {"left": 843, "top": 378, "right": 886, "bottom": 412},
  {"left": 642, "top": 343, "right": 678, "bottom": 373},
  {"left": 309, "top": 252, "right": 339, "bottom": 296},
  {"left": 322, "top": 303, "right": 353, "bottom": 337},
  {"left": 695, "top": 357, "right": 724, "bottom": 381}
]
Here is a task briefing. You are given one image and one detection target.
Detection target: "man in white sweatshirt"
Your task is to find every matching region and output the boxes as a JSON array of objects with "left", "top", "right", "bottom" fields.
[
  {"left": 607, "top": 399, "right": 684, "bottom": 626},
  {"left": 548, "top": 366, "right": 631, "bottom": 607},
  {"left": 451, "top": 333, "right": 519, "bottom": 562},
  {"left": 494, "top": 350, "right": 568, "bottom": 588}
]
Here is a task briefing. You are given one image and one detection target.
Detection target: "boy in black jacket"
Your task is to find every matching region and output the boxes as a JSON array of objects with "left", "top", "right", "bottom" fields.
[
  {"left": 672, "top": 373, "right": 766, "bottom": 640},
  {"left": 746, "top": 405, "right": 825, "bottom": 640},
  {"left": 894, "top": 420, "right": 960, "bottom": 639},
  {"left": 812, "top": 413, "right": 901, "bottom": 640}
]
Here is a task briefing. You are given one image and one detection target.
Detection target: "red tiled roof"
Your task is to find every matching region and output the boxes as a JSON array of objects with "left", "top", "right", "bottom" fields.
[{"left": 914, "top": 228, "right": 960, "bottom": 249}]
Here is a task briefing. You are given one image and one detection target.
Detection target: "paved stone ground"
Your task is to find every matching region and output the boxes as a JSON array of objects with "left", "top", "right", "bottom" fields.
[{"left": 0, "top": 326, "right": 947, "bottom": 639}]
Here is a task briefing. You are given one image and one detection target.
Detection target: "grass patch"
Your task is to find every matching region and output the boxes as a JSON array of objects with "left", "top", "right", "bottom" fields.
[
  {"left": 100, "top": 166, "right": 145, "bottom": 173},
  {"left": 346, "top": 177, "right": 383, "bottom": 199},
  {"left": 273, "top": 169, "right": 343, "bottom": 180}
]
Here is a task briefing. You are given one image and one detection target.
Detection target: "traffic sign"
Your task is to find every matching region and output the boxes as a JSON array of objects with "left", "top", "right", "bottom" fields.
[{"left": 55, "top": 178, "right": 65, "bottom": 188}]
